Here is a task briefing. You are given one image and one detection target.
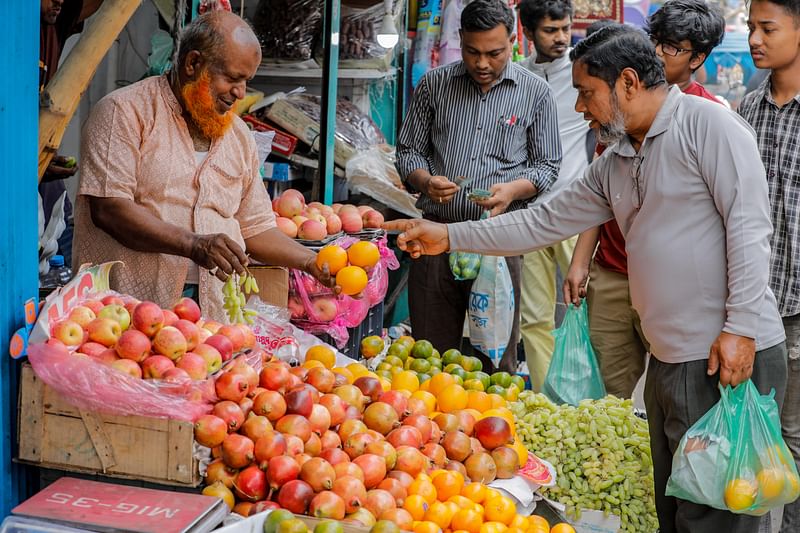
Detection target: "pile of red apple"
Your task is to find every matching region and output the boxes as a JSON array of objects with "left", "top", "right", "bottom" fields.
[
  {"left": 49, "top": 295, "right": 257, "bottom": 382},
  {"left": 272, "top": 189, "right": 385, "bottom": 241},
  {"left": 196, "top": 360, "right": 518, "bottom": 523}
]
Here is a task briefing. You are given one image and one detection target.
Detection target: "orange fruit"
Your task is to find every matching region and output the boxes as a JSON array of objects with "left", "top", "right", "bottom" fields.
[
  {"left": 405, "top": 494, "right": 430, "bottom": 521},
  {"left": 393, "top": 371, "right": 420, "bottom": 393},
  {"left": 550, "top": 525, "right": 576, "bottom": 533},
  {"left": 508, "top": 516, "right": 528, "bottom": 530},
  {"left": 361, "top": 335, "right": 385, "bottom": 359},
  {"left": 462, "top": 482, "right": 487, "bottom": 503},
  {"left": 420, "top": 379, "right": 432, "bottom": 392},
  {"left": 332, "top": 366, "right": 354, "bottom": 383},
  {"left": 488, "top": 394, "right": 507, "bottom": 408},
  {"left": 451, "top": 509, "right": 482, "bottom": 533},
  {"left": 414, "top": 521, "right": 443, "bottom": 533},
  {"left": 336, "top": 265, "right": 369, "bottom": 296},
  {"left": 472, "top": 504, "right": 484, "bottom": 518},
  {"left": 467, "top": 391, "right": 492, "bottom": 413},
  {"left": 417, "top": 473, "right": 433, "bottom": 483},
  {"left": 438, "top": 384, "right": 468, "bottom": 413},
  {"left": 483, "top": 496, "right": 516, "bottom": 525},
  {"left": 505, "top": 528, "right": 525, "bottom": 533},
  {"left": 302, "top": 359, "right": 325, "bottom": 370},
  {"left": 379, "top": 377, "right": 392, "bottom": 392},
  {"left": 479, "top": 522, "right": 507, "bottom": 533},
  {"left": 447, "top": 496, "right": 475, "bottom": 510},
  {"left": 429, "top": 373, "right": 457, "bottom": 396},
  {"left": 509, "top": 440, "right": 528, "bottom": 466},
  {"left": 316, "top": 244, "right": 349, "bottom": 274},
  {"left": 444, "top": 501, "right": 460, "bottom": 518},
  {"left": 412, "top": 390, "right": 437, "bottom": 414},
  {"left": 425, "top": 501, "right": 455, "bottom": 529},
  {"left": 410, "top": 478, "right": 438, "bottom": 505},
  {"left": 527, "top": 516, "right": 550, "bottom": 531},
  {"left": 434, "top": 471, "right": 465, "bottom": 502},
  {"left": 757, "top": 468, "right": 786, "bottom": 501},
  {"left": 482, "top": 488, "right": 502, "bottom": 502},
  {"left": 306, "top": 345, "right": 336, "bottom": 369},
  {"left": 724, "top": 478, "right": 757, "bottom": 511},
  {"left": 348, "top": 241, "right": 381, "bottom": 269}
]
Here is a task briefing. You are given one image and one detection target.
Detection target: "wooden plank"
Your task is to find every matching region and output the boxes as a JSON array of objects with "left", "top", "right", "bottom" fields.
[
  {"left": 17, "top": 365, "right": 45, "bottom": 463},
  {"left": 167, "top": 419, "right": 196, "bottom": 484},
  {"left": 78, "top": 409, "right": 117, "bottom": 473},
  {"left": 38, "top": 0, "right": 142, "bottom": 180}
]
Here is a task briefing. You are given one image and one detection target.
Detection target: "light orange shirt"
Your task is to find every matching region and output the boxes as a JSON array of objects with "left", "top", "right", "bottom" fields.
[{"left": 74, "top": 75, "right": 276, "bottom": 321}]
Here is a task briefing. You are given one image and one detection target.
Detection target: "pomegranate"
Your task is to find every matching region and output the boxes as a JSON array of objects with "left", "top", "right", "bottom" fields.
[
  {"left": 285, "top": 388, "right": 314, "bottom": 418},
  {"left": 254, "top": 431, "right": 287, "bottom": 467},
  {"left": 454, "top": 410, "right": 476, "bottom": 436},
  {"left": 309, "top": 491, "right": 346, "bottom": 520},
  {"left": 377, "top": 478, "right": 407, "bottom": 507},
  {"left": 211, "top": 445, "right": 222, "bottom": 459},
  {"left": 320, "top": 394, "right": 347, "bottom": 426},
  {"left": 276, "top": 414, "right": 313, "bottom": 442},
  {"left": 344, "top": 405, "right": 363, "bottom": 421},
  {"left": 421, "top": 443, "right": 447, "bottom": 469},
  {"left": 285, "top": 434, "right": 305, "bottom": 456},
  {"left": 378, "top": 391, "right": 410, "bottom": 418},
  {"left": 446, "top": 460, "right": 468, "bottom": 479},
  {"left": 233, "top": 502, "right": 254, "bottom": 517},
  {"left": 205, "top": 459, "right": 238, "bottom": 488},
  {"left": 233, "top": 464, "right": 267, "bottom": 502},
  {"left": 334, "top": 462, "right": 365, "bottom": 482},
  {"left": 320, "top": 430, "right": 341, "bottom": 451},
  {"left": 442, "top": 431, "right": 472, "bottom": 462},
  {"left": 260, "top": 363, "right": 290, "bottom": 391},
  {"left": 212, "top": 401, "right": 245, "bottom": 433},
  {"left": 470, "top": 437, "right": 486, "bottom": 456},
  {"left": 386, "top": 426, "right": 423, "bottom": 449},
  {"left": 266, "top": 455, "right": 300, "bottom": 490},
  {"left": 334, "top": 385, "right": 366, "bottom": 412},
  {"left": 394, "top": 446, "right": 428, "bottom": 478},
  {"left": 320, "top": 447, "right": 350, "bottom": 466},
  {"left": 406, "top": 397, "right": 428, "bottom": 417},
  {"left": 338, "top": 419, "right": 368, "bottom": 441},
  {"left": 290, "top": 366, "right": 309, "bottom": 380},
  {"left": 429, "top": 422, "right": 442, "bottom": 444},
  {"left": 215, "top": 371, "right": 249, "bottom": 402},
  {"left": 300, "top": 457, "right": 336, "bottom": 491},
  {"left": 353, "top": 376, "right": 382, "bottom": 404},
  {"left": 491, "top": 446, "right": 520, "bottom": 479},
  {"left": 333, "top": 372, "right": 349, "bottom": 387},
  {"left": 238, "top": 397, "right": 254, "bottom": 419},
  {"left": 332, "top": 475, "right": 367, "bottom": 513},
  {"left": 285, "top": 373, "right": 304, "bottom": 391},
  {"left": 203, "top": 481, "right": 234, "bottom": 510},
  {"left": 277, "top": 479, "right": 314, "bottom": 514},
  {"left": 248, "top": 501, "right": 280, "bottom": 515},
  {"left": 294, "top": 453, "right": 312, "bottom": 467},
  {"left": 306, "top": 367, "right": 336, "bottom": 393},
  {"left": 380, "top": 508, "right": 413, "bottom": 530},
  {"left": 194, "top": 414, "right": 228, "bottom": 448},
  {"left": 473, "top": 417, "right": 513, "bottom": 450},
  {"left": 465, "top": 452, "right": 497, "bottom": 483},
  {"left": 402, "top": 415, "right": 433, "bottom": 443},
  {"left": 252, "top": 390, "right": 287, "bottom": 422},
  {"left": 221, "top": 433, "right": 254, "bottom": 469},
  {"left": 304, "top": 432, "right": 322, "bottom": 456},
  {"left": 365, "top": 440, "right": 398, "bottom": 470},
  {"left": 241, "top": 415, "right": 272, "bottom": 443},
  {"left": 363, "top": 402, "right": 400, "bottom": 435},
  {"left": 366, "top": 430, "right": 385, "bottom": 442},
  {"left": 387, "top": 470, "right": 414, "bottom": 489},
  {"left": 353, "top": 454, "right": 387, "bottom": 489},
  {"left": 344, "top": 432, "right": 377, "bottom": 460},
  {"left": 229, "top": 360, "right": 259, "bottom": 392},
  {"left": 308, "top": 404, "right": 332, "bottom": 435},
  {"left": 364, "top": 489, "right": 396, "bottom": 520},
  {"left": 249, "top": 386, "right": 268, "bottom": 399},
  {"left": 434, "top": 413, "right": 459, "bottom": 433}
]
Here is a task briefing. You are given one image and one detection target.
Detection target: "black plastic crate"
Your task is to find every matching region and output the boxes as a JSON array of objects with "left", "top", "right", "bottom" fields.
[{"left": 316, "top": 301, "right": 384, "bottom": 359}]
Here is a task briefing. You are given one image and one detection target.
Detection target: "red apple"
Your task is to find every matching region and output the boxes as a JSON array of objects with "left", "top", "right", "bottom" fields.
[
  {"left": 325, "top": 214, "right": 342, "bottom": 235},
  {"left": 311, "top": 297, "right": 338, "bottom": 322},
  {"left": 276, "top": 217, "right": 298, "bottom": 238},
  {"left": 202, "top": 320, "right": 223, "bottom": 335},
  {"left": 237, "top": 324, "right": 257, "bottom": 350},
  {"left": 218, "top": 325, "right": 246, "bottom": 353},
  {"left": 163, "top": 367, "right": 191, "bottom": 385},
  {"left": 115, "top": 329, "right": 152, "bottom": 362},
  {"left": 86, "top": 317, "right": 122, "bottom": 347},
  {"left": 292, "top": 215, "right": 309, "bottom": 228},
  {"left": 173, "top": 297, "right": 201, "bottom": 322},
  {"left": 205, "top": 334, "right": 234, "bottom": 362},
  {"left": 91, "top": 349, "right": 119, "bottom": 365},
  {"left": 68, "top": 306, "right": 96, "bottom": 328},
  {"left": 177, "top": 352, "right": 207, "bottom": 380},
  {"left": 363, "top": 210, "right": 384, "bottom": 229},
  {"left": 162, "top": 309, "right": 179, "bottom": 328},
  {"left": 52, "top": 319, "right": 85, "bottom": 347},
  {"left": 141, "top": 355, "right": 175, "bottom": 379},
  {"left": 340, "top": 212, "right": 363, "bottom": 233},
  {"left": 83, "top": 300, "right": 104, "bottom": 315},
  {"left": 277, "top": 191, "right": 305, "bottom": 218},
  {"left": 298, "top": 220, "right": 327, "bottom": 241},
  {"left": 98, "top": 304, "right": 131, "bottom": 331},
  {"left": 175, "top": 319, "right": 201, "bottom": 351},
  {"left": 132, "top": 301, "right": 164, "bottom": 337},
  {"left": 45, "top": 338, "right": 70, "bottom": 357},
  {"left": 153, "top": 326, "right": 188, "bottom": 361},
  {"left": 110, "top": 359, "right": 142, "bottom": 379},
  {"left": 194, "top": 343, "right": 223, "bottom": 374},
  {"left": 101, "top": 295, "right": 125, "bottom": 306},
  {"left": 198, "top": 328, "right": 212, "bottom": 344},
  {"left": 78, "top": 342, "right": 107, "bottom": 358}
]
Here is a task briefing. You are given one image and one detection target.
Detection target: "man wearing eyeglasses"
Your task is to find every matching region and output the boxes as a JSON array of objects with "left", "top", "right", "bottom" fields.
[{"left": 385, "top": 25, "right": 787, "bottom": 532}]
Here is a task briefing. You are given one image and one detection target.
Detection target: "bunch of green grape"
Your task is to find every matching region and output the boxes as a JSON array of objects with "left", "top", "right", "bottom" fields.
[
  {"left": 511, "top": 392, "right": 659, "bottom": 533},
  {"left": 222, "top": 272, "right": 259, "bottom": 325}
]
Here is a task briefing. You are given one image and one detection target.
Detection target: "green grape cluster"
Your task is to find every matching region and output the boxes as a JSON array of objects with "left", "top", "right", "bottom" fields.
[
  {"left": 511, "top": 392, "right": 659, "bottom": 533},
  {"left": 222, "top": 272, "right": 259, "bottom": 325}
]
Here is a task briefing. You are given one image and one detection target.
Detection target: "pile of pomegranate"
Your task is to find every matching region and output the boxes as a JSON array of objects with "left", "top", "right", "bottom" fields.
[{"left": 197, "top": 357, "right": 520, "bottom": 525}]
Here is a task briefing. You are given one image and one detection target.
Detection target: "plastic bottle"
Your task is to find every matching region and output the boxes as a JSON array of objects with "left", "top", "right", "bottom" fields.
[{"left": 41, "top": 255, "right": 72, "bottom": 290}]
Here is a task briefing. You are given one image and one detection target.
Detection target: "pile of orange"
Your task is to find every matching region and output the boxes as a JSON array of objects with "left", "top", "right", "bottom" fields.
[{"left": 315, "top": 241, "right": 380, "bottom": 296}]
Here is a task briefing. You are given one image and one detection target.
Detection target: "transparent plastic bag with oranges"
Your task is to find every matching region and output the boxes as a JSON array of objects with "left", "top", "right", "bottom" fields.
[{"left": 666, "top": 380, "right": 800, "bottom": 514}]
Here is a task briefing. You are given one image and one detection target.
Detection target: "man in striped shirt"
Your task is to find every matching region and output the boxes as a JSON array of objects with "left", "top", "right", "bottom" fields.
[{"left": 396, "top": 0, "right": 561, "bottom": 372}]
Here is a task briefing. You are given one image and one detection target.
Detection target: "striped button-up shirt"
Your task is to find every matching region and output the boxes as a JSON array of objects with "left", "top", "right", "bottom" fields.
[
  {"left": 738, "top": 77, "right": 800, "bottom": 317},
  {"left": 396, "top": 60, "right": 561, "bottom": 222}
]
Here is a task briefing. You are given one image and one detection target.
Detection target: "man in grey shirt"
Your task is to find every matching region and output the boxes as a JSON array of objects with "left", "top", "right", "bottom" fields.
[{"left": 387, "top": 25, "right": 787, "bottom": 532}]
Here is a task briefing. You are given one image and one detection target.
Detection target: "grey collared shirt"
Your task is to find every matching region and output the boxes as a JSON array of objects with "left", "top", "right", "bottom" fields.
[
  {"left": 396, "top": 60, "right": 562, "bottom": 222},
  {"left": 448, "top": 86, "right": 785, "bottom": 363}
]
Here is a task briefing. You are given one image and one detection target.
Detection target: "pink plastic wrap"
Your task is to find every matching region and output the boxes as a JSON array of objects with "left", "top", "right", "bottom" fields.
[{"left": 27, "top": 342, "right": 213, "bottom": 422}]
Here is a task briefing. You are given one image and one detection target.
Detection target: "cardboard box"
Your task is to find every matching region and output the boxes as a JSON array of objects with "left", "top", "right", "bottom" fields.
[
  {"left": 17, "top": 364, "right": 200, "bottom": 487},
  {"left": 248, "top": 266, "right": 289, "bottom": 309}
]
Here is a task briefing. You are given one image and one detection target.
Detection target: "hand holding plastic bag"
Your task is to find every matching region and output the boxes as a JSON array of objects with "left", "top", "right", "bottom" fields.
[
  {"left": 542, "top": 304, "right": 606, "bottom": 406},
  {"left": 666, "top": 380, "right": 800, "bottom": 515}
]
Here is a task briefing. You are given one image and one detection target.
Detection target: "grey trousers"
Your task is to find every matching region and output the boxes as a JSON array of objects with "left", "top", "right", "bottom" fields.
[
  {"left": 780, "top": 315, "right": 800, "bottom": 533},
  {"left": 645, "top": 342, "right": 787, "bottom": 533}
]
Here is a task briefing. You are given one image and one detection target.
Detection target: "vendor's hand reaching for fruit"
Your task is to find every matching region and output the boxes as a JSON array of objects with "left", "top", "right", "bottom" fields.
[
  {"left": 191, "top": 233, "right": 249, "bottom": 282},
  {"left": 382, "top": 219, "right": 450, "bottom": 259},
  {"left": 303, "top": 256, "right": 339, "bottom": 293},
  {"left": 707, "top": 331, "right": 755, "bottom": 387}
]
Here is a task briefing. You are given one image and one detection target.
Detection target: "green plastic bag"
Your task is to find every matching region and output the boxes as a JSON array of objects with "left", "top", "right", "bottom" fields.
[
  {"left": 449, "top": 251, "right": 482, "bottom": 280},
  {"left": 542, "top": 304, "right": 606, "bottom": 406},
  {"left": 666, "top": 380, "right": 800, "bottom": 515}
]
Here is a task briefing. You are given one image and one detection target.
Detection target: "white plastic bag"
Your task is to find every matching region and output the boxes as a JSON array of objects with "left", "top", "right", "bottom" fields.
[{"left": 468, "top": 256, "right": 514, "bottom": 367}]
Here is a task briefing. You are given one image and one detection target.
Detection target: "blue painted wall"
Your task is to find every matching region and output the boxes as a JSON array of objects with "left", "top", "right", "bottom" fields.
[{"left": 0, "top": 2, "right": 39, "bottom": 515}]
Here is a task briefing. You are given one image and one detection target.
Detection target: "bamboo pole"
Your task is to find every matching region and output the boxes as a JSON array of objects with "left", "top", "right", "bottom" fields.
[{"left": 38, "top": 0, "right": 142, "bottom": 181}]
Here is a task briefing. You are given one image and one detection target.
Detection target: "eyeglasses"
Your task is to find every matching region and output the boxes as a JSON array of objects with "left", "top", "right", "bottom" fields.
[
  {"left": 649, "top": 36, "right": 694, "bottom": 57},
  {"left": 631, "top": 155, "right": 645, "bottom": 211}
]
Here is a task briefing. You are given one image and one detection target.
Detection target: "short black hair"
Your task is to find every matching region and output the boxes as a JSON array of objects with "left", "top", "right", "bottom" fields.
[
  {"left": 646, "top": 0, "right": 725, "bottom": 57},
  {"left": 461, "top": 0, "right": 516, "bottom": 35},
  {"left": 754, "top": 0, "right": 800, "bottom": 18},
  {"left": 519, "top": 0, "right": 573, "bottom": 31},
  {"left": 177, "top": 13, "right": 227, "bottom": 70},
  {"left": 585, "top": 19, "right": 619, "bottom": 37},
  {"left": 570, "top": 25, "right": 666, "bottom": 89}
]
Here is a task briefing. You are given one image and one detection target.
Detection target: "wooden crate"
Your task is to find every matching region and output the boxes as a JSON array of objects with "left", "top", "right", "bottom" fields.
[{"left": 17, "top": 363, "right": 200, "bottom": 487}]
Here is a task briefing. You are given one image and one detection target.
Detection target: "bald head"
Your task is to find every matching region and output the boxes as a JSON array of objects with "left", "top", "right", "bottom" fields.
[{"left": 177, "top": 11, "right": 261, "bottom": 77}]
